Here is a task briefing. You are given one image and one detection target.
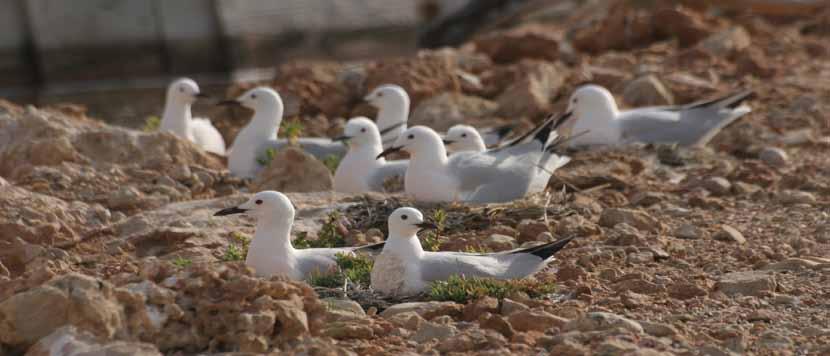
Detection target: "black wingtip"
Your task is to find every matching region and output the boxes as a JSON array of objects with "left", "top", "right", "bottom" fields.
[
  {"left": 492, "top": 124, "right": 514, "bottom": 140},
  {"left": 514, "top": 235, "right": 575, "bottom": 259},
  {"left": 722, "top": 89, "right": 755, "bottom": 109}
]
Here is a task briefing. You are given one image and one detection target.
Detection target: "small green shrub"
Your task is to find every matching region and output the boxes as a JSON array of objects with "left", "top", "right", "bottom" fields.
[
  {"left": 223, "top": 231, "right": 251, "bottom": 262},
  {"left": 172, "top": 256, "right": 192, "bottom": 268},
  {"left": 322, "top": 155, "right": 341, "bottom": 173},
  {"left": 256, "top": 147, "right": 278, "bottom": 167},
  {"left": 143, "top": 116, "right": 161, "bottom": 132},
  {"left": 281, "top": 119, "right": 305, "bottom": 144},
  {"left": 428, "top": 275, "right": 556, "bottom": 303},
  {"left": 308, "top": 253, "right": 374, "bottom": 289}
]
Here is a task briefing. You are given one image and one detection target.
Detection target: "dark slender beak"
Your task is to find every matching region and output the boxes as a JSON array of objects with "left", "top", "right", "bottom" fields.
[
  {"left": 378, "top": 122, "right": 406, "bottom": 136},
  {"left": 376, "top": 146, "right": 403, "bottom": 160},
  {"left": 553, "top": 111, "right": 574, "bottom": 130},
  {"left": 333, "top": 135, "right": 351, "bottom": 142},
  {"left": 442, "top": 139, "right": 454, "bottom": 146},
  {"left": 214, "top": 206, "right": 247, "bottom": 216},
  {"left": 195, "top": 92, "right": 210, "bottom": 99},
  {"left": 415, "top": 222, "right": 438, "bottom": 231},
  {"left": 217, "top": 99, "right": 241, "bottom": 107}
]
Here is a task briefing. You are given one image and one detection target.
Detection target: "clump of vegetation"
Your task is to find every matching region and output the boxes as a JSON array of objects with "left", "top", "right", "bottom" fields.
[
  {"left": 256, "top": 147, "right": 278, "bottom": 167},
  {"left": 293, "top": 211, "right": 347, "bottom": 249},
  {"left": 281, "top": 119, "right": 305, "bottom": 145},
  {"left": 172, "top": 256, "right": 192, "bottom": 268},
  {"left": 222, "top": 231, "right": 251, "bottom": 262},
  {"left": 142, "top": 115, "right": 161, "bottom": 132},
  {"left": 429, "top": 275, "right": 556, "bottom": 303},
  {"left": 322, "top": 155, "right": 341, "bottom": 173},
  {"left": 308, "top": 253, "right": 374, "bottom": 289},
  {"left": 463, "top": 244, "right": 492, "bottom": 254},
  {"left": 420, "top": 209, "right": 446, "bottom": 252}
]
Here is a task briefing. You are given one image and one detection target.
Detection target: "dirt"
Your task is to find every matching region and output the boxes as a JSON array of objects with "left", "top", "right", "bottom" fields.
[{"left": 1, "top": 0, "right": 830, "bottom": 355}]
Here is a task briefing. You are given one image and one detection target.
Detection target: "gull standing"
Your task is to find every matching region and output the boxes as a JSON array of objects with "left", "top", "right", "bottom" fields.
[
  {"left": 371, "top": 207, "right": 574, "bottom": 296},
  {"left": 160, "top": 78, "right": 226, "bottom": 155},
  {"left": 566, "top": 84, "right": 753, "bottom": 147},
  {"left": 214, "top": 191, "right": 384, "bottom": 279},
  {"left": 365, "top": 84, "right": 512, "bottom": 148},
  {"left": 377, "top": 114, "right": 572, "bottom": 203},
  {"left": 220, "top": 87, "right": 346, "bottom": 178},
  {"left": 333, "top": 117, "right": 408, "bottom": 194}
]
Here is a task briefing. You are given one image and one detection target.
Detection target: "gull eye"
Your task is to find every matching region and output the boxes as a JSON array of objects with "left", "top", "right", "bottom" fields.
[
  {"left": 572, "top": 97, "right": 578, "bottom": 104},
  {"left": 178, "top": 87, "right": 184, "bottom": 93},
  {"left": 407, "top": 134, "right": 414, "bottom": 140},
  {"left": 255, "top": 200, "right": 263, "bottom": 205},
  {"left": 461, "top": 133, "right": 467, "bottom": 138},
  {"left": 401, "top": 214, "right": 408, "bottom": 220},
  {"left": 360, "top": 128, "right": 366, "bottom": 133},
  {"left": 377, "top": 92, "right": 384, "bottom": 97},
  {"left": 251, "top": 94, "right": 257, "bottom": 99}
]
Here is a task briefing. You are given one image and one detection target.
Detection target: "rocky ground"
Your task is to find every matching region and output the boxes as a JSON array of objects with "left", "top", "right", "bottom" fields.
[{"left": 2, "top": 0, "right": 830, "bottom": 355}]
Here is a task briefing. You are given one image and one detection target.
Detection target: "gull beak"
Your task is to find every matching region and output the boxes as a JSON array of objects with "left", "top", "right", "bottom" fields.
[
  {"left": 214, "top": 206, "right": 247, "bottom": 216},
  {"left": 552, "top": 110, "right": 575, "bottom": 131},
  {"left": 414, "top": 222, "right": 438, "bottom": 231},
  {"left": 333, "top": 135, "right": 351, "bottom": 142},
  {"left": 217, "top": 99, "right": 242, "bottom": 107},
  {"left": 378, "top": 122, "right": 405, "bottom": 136},
  {"left": 195, "top": 92, "right": 210, "bottom": 99},
  {"left": 376, "top": 145, "right": 403, "bottom": 160},
  {"left": 442, "top": 139, "right": 454, "bottom": 146}
]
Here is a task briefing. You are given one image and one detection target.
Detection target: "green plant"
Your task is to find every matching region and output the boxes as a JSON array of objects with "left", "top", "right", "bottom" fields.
[
  {"left": 172, "top": 256, "right": 192, "bottom": 268},
  {"left": 281, "top": 119, "right": 305, "bottom": 145},
  {"left": 419, "top": 208, "right": 446, "bottom": 252},
  {"left": 322, "top": 155, "right": 341, "bottom": 173},
  {"left": 256, "top": 147, "right": 278, "bottom": 167},
  {"left": 308, "top": 253, "right": 374, "bottom": 289},
  {"left": 223, "top": 231, "right": 251, "bottom": 262},
  {"left": 316, "top": 211, "right": 346, "bottom": 248},
  {"left": 428, "top": 275, "right": 556, "bottom": 303},
  {"left": 142, "top": 115, "right": 161, "bottom": 132},
  {"left": 335, "top": 253, "right": 373, "bottom": 287},
  {"left": 463, "top": 245, "right": 491, "bottom": 254}
]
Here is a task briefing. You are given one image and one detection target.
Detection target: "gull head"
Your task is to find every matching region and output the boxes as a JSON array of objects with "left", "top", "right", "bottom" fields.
[
  {"left": 364, "top": 84, "right": 409, "bottom": 109},
  {"left": 218, "top": 87, "right": 282, "bottom": 112},
  {"left": 214, "top": 190, "right": 295, "bottom": 222},
  {"left": 444, "top": 124, "right": 486, "bottom": 152},
  {"left": 567, "top": 84, "right": 619, "bottom": 118},
  {"left": 388, "top": 207, "right": 436, "bottom": 237},
  {"left": 167, "top": 78, "right": 208, "bottom": 104},
  {"left": 334, "top": 117, "right": 382, "bottom": 147},
  {"left": 376, "top": 126, "right": 444, "bottom": 159}
]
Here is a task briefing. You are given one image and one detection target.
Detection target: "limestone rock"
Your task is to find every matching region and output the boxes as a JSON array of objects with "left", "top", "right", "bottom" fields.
[
  {"left": 250, "top": 147, "right": 333, "bottom": 192},
  {"left": 716, "top": 271, "right": 777, "bottom": 296},
  {"left": 623, "top": 75, "right": 674, "bottom": 107}
]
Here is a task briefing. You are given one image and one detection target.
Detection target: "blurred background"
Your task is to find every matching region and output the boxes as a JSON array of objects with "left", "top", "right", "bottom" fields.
[
  {"left": 0, "top": 0, "right": 826, "bottom": 129},
  {"left": 0, "top": 0, "right": 476, "bottom": 125}
]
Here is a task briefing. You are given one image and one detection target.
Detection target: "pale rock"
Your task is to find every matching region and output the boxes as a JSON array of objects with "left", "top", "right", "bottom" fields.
[
  {"left": 410, "top": 93, "right": 498, "bottom": 132},
  {"left": 25, "top": 326, "right": 161, "bottom": 356},
  {"left": 713, "top": 225, "right": 746, "bottom": 244},
  {"left": 412, "top": 321, "right": 458, "bottom": 343},
  {"left": 776, "top": 190, "right": 816, "bottom": 205},
  {"left": 563, "top": 312, "right": 644, "bottom": 334},
  {"left": 380, "top": 301, "right": 462, "bottom": 320},
  {"left": 599, "top": 208, "right": 663, "bottom": 233},
  {"left": 251, "top": 147, "right": 333, "bottom": 192},
  {"left": 507, "top": 309, "right": 569, "bottom": 332},
  {"left": 623, "top": 75, "right": 674, "bottom": 107},
  {"left": 674, "top": 224, "right": 704, "bottom": 240},
  {"left": 484, "top": 234, "right": 517, "bottom": 250},
  {"left": 697, "top": 27, "right": 751, "bottom": 56},
  {"left": 716, "top": 271, "right": 777, "bottom": 296},
  {"left": 499, "top": 298, "right": 529, "bottom": 316},
  {"left": 758, "top": 147, "right": 789, "bottom": 168}
]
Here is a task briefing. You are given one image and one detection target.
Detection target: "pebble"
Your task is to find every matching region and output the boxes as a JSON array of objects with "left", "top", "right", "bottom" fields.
[
  {"left": 702, "top": 177, "right": 732, "bottom": 196},
  {"left": 674, "top": 224, "right": 704, "bottom": 240},
  {"left": 713, "top": 225, "right": 746, "bottom": 244},
  {"left": 564, "top": 312, "right": 644, "bottom": 334},
  {"left": 776, "top": 190, "right": 816, "bottom": 205},
  {"left": 622, "top": 75, "right": 674, "bottom": 106},
  {"left": 715, "top": 271, "right": 777, "bottom": 297},
  {"left": 758, "top": 147, "right": 789, "bottom": 168}
]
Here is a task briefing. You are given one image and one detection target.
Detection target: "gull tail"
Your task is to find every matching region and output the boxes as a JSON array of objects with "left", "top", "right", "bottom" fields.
[
  {"left": 681, "top": 89, "right": 754, "bottom": 111},
  {"left": 512, "top": 235, "right": 574, "bottom": 260}
]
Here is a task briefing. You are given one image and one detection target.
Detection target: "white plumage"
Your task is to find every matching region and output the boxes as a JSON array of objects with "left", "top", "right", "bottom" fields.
[{"left": 160, "top": 78, "right": 226, "bottom": 155}]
